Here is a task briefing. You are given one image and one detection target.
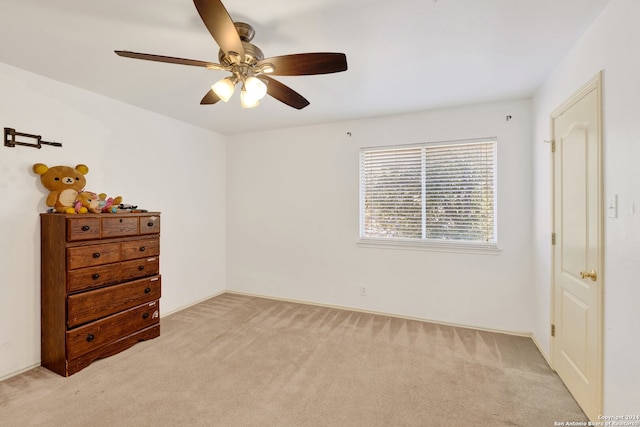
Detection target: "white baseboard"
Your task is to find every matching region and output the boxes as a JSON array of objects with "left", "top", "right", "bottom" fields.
[
  {"left": 161, "top": 290, "right": 226, "bottom": 318},
  {"left": 530, "top": 332, "right": 552, "bottom": 367},
  {"left": 0, "top": 362, "right": 41, "bottom": 383},
  {"left": 224, "top": 290, "right": 535, "bottom": 339}
]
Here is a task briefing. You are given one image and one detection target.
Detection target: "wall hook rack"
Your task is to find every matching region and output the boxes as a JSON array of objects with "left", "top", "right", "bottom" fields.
[{"left": 4, "top": 128, "right": 63, "bottom": 149}]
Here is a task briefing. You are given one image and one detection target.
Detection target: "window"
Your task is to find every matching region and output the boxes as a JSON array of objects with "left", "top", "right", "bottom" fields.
[{"left": 359, "top": 138, "right": 497, "bottom": 249}]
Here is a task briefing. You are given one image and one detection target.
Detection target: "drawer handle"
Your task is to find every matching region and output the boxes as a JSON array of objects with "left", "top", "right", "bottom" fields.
[
  {"left": 147, "top": 222, "right": 154, "bottom": 227},
  {"left": 82, "top": 225, "right": 90, "bottom": 231},
  {"left": 86, "top": 334, "right": 95, "bottom": 342},
  {"left": 140, "top": 246, "right": 146, "bottom": 252},
  {"left": 142, "top": 312, "right": 149, "bottom": 320},
  {"left": 93, "top": 252, "right": 101, "bottom": 259},
  {"left": 138, "top": 265, "right": 145, "bottom": 271},
  {"left": 144, "top": 287, "right": 151, "bottom": 294},
  {"left": 92, "top": 273, "right": 100, "bottom": 280}
]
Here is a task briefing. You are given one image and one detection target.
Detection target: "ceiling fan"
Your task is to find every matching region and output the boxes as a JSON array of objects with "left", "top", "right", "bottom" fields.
[{"left": 115, "top": 0, "right": 348, "bottom": 109}]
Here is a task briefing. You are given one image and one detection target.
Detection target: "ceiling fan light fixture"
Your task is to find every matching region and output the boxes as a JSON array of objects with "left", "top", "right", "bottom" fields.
[
  {"left": 256, "top": 63, "right": 275, "bottom": 74},
  {"left": 240, "top": 89, "right": 261, "bottom": 109},
  {"left": 212, "top": 77, "right": 235, "bottom": 102},
  {"left": 244, "top": 76, "right": 267, "bottom": 101},
  {"left": 116, "top": 0, "right": 347, "bottom": 111}
]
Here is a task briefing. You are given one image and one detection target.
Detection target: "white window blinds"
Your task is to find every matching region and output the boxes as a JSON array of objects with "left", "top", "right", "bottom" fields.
[{"left": 360, "top": 139, "right": 497, "bottom": 247}]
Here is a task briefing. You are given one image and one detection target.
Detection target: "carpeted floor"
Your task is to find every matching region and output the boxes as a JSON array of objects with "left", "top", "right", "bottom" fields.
[{"left": 0, "top": 293, "right": 586, "bottom": 426}]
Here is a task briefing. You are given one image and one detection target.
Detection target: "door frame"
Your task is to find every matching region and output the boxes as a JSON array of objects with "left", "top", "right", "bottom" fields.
[{"left": 550, "top": 71, "right": 604, "bottom": 418}]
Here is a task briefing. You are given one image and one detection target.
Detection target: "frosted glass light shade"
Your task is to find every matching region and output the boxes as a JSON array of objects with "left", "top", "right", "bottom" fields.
[
  {"left": 212, "top": 78, "right": 235, "bottom": 102},
  {"left": 240, "top": 89, "right": 260, "bottom": 109},
  {"left": 244, "top": 77, "right": 267, "bottom": 101}
]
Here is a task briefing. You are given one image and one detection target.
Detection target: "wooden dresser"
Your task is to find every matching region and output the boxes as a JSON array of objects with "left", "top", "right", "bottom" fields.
[{"left": 40, "top": 212, "right": 161, "bottom": 376}]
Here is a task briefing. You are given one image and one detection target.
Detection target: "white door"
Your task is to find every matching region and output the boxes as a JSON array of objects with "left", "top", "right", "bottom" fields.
[{"left": 551, "top": 73, "right": 603, "bottom": 420}]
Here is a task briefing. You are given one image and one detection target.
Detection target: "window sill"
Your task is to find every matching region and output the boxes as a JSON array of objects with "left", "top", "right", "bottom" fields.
[{"left": 357, "top": 238, "right": 501, "bottom": 255}]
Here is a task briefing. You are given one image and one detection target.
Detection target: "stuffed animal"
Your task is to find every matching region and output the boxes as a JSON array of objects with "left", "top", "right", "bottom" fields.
[
  {"left": 72, "top": 191, "right": 103, "bottom": 214},
  {"left": 33, "top": 163, "right": 89, "bottom": 213},
  {"left": 97, "top": 193, "right": 123, "bottom": 213}
]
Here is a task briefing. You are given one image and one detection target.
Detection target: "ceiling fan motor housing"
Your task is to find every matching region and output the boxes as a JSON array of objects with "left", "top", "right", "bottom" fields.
[
  {"left": 218, "top": 22, "right": 264, "bottom": 66},
  {"left": 234, "top": 22, "right": 255, "bottom": 42}
]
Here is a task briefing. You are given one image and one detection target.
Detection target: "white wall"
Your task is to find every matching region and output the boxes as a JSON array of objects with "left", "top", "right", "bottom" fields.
[
  {"left": 0, "top": 62, "right": 227, "bottom": 379},
  {"left": 532, "top": 0, "right": 640, "bottom": 414},
  {"left": 4, "top": 0, "right": 636, "bottom": 413},
  {"left": 227, "top": 99, "right": 534, "bottom": 334}
]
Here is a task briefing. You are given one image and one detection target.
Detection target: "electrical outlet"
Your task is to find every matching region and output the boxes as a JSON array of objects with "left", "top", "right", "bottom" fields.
[{"left": 360, "top": 286, "right": 367, "bottom": 296}]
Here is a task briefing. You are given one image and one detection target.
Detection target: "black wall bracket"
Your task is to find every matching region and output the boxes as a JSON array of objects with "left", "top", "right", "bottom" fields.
[{"left": 4, "top": 128, "right": 63, "bottom": 149}]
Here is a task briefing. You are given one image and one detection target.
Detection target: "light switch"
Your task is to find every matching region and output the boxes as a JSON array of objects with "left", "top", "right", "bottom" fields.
[{"left": 607, "top": 194, "right": 618, "bottom": 218}]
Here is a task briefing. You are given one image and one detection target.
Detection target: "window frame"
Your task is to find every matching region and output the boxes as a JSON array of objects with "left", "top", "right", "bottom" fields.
[{"left": 358, "top": 137, "right": 499, "bottom": 253}]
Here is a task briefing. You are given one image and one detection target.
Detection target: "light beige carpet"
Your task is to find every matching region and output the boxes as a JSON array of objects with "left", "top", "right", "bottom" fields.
[{"left": 0, "top": 293, "right": 586, "bottom": 426}]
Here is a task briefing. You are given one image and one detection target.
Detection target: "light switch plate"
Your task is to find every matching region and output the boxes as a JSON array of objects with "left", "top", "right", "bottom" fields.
[{"left": 607, "top": 194, "right": 618, "bottom": 218}]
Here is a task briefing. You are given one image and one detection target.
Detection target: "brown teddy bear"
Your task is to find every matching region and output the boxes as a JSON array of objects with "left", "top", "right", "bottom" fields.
[{"left": 33, "top": 163, "right": 89, "bottom": 213}]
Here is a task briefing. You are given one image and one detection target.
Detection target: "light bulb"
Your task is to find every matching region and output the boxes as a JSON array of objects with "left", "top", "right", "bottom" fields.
[
  {"left": 244, "top": 76, "right": 267, "bottom": 101},
  {"left": 211, "top": 77, "right": 235, "bottom": 102},
  {"left": 257, "top": 63, "right": 274, "bottom": 74},
  {"left": 240, "top": 89, "right": 260, "bottom": 109}
]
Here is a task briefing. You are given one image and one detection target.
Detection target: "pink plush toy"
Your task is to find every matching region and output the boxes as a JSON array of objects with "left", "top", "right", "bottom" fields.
[
  {"left": 74, "top": 191, "right": 108, "bottom": 214},
  {"left": 98, "top": 193, "right": 123, "bottom": 213}
]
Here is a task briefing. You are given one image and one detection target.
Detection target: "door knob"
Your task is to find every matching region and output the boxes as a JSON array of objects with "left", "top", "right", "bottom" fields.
[{"left": 580, "top": 269, "right": 597, "bottom": 281}]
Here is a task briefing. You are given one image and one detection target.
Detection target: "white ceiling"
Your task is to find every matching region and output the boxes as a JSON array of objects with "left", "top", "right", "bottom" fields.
[{"left": 1, "top": 0, "right": 609, "bottom": 135}]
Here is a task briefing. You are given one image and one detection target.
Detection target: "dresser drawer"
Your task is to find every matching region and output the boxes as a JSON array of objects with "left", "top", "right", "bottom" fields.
[
  {"left": 66, "top": 300, "right": 159, "bottom": 360},
  {"left": 121, "top": 238, "right": 160, "bottom": 261},
  {"left": 66, "top": 324, "right": 160, "bottom": 376},
  {"left": 120, "top": 257, "right": 160, "bottom": 281},
  {"left": 67, "top": 264, "right": 121, "bottom": 293},
  {"left": 67, "top": 218, "right": 100, "bottom": 242},
  {"left": 102, "top": 216, "right": 139, "bottom": 238},
  {"left": 67, "top": 276, "right": 161, "bottom": 327},
  {"left": 139, "top": 215, "right": 160, "bottom": 235},
  {"left": 67, "top": 243, "right": 121, "bottom": 269}
]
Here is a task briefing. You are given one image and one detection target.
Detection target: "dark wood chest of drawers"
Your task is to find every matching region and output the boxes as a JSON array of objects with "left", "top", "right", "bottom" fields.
[{"left": 40, "top": 212, "right": 161, "bottom": 376}]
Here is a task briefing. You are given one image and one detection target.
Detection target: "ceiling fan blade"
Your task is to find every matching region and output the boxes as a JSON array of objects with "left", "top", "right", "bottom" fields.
[
  {"left": 261, "top": 76, "right": 310, "bottom": 110},
  {"left": 200, "top": 89, "right": 221, "bottom": 105},
  {"left": 115, "top": 50, "right": 215, "bottom": 68},
  {"left": 257, "top": 53, "right": 347, "bottom": 76},
  {"left": 193, "top": 0, "right": 245, "bottom": 60}
]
